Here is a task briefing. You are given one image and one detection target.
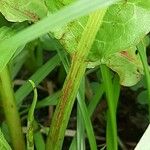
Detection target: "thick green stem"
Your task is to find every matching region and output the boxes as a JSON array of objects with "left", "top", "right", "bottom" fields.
[
  {"left": 137, "top": 41, "right": 150, "bottom": 121},
  {"left": 0, "top": 66, "right": 25, "bottom": 150},
  {"left": 101, "top": 65, "right": 118, "bottom": 150},
  {"left": 46, "top": 9, "right": 107, "bottom": 150}
]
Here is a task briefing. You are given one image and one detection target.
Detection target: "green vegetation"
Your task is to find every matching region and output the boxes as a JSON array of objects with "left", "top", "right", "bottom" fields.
[{"left": 0, "top": 0, "right": 150, "bottom": 149}]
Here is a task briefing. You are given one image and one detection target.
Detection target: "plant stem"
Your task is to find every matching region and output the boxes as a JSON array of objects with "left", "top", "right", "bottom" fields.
[
  {"left": 46, "top": 8, "right": 107, "bottom": 150},
  {"left": 52, "top": 36, "right": 97, "bottom": 149},
  {"left": 137, "top": 41, "right": 150, "bottom": 121},
  {"left": 77, "top": 78, "right": 85, "bottom": 150},
  {"left": 101, "top": 65, "right": 118, "bottom": 150},
  {"left": 27, "top": 80, "right": 38, "bottom": 150},
  {"left": 0, "top": 66, "right": 25, "bottom": 150}
]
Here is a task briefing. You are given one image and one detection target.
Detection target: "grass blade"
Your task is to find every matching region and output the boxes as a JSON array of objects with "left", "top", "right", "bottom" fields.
[
  {"left": 70, "top": 83, "right": 104, "bottom": 149},
  {"left": 15, "top": 54, "right": 60, "bottom": 106},
  {"left": 137, "top": 41, "right": 150, "bottom": 121},
  {"left": 101, "top": 65, "right": 118, "bottom": 150},
  {"left": 77, "top": 78, "right": 86, "bottom": 150},
  {"left": 34, "top": 131, "right": 45, "bottom": 150},
  {"left": 0, "top": 128, "right": 12, "bottom": 150},
  {"left": 77, "top": 80, "right": 97, "bottom": 150}
]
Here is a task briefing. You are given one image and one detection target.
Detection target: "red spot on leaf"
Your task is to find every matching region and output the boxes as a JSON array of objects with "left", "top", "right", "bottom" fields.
[{"left": 120, "top": 51, "right": 135, "bottom": 62}]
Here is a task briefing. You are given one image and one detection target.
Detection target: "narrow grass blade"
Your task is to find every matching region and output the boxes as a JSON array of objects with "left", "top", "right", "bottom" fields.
[
  {"left": 34, "top": 131, "right": 45, "bottom": 150},
  {"left": 69, "top": 83, "right": 104, "bottom": 149},
  {"left": 47, "top": 34, "right": 70, "bottom": 72},
  {"left": 101, "top": 65, "right": 118, "bottom": 150},
  {"left": 77, "top": 78, "right": 86, "bottom": 150},
  {"left": 88, "top": 83, "right": 104, "bottom": 116},
  {"left": 77, "top": 81, "right": 97, "bottom": 150},
  {"left": 15, "top": 54, "right": 60, "bottom": 106},
  {"left": 0, "top": 129, "right": 12, "bottom": 150},
  {"left": 137, "top": 41, "right": 150, "bottom": 120},
  {"left": 106, "top": 75, "right": 120, "bottom": 150},
  {"left": 36, "top": 91, "right": 60, "bottom": 108}
]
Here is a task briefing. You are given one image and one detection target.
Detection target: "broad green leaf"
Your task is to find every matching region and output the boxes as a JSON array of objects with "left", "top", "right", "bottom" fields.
[
  {"left": 50, "top": 0, "right": 150, "bottom": 58},
  {"left": 92, "top": 0, "right": 150, "bottom": 58},
  {"left": 0, "top": 25, "right": 26, "bottom": 60},
  {"left": 0, "top": 129, "right": 12, "bottom": 150},
  {"left": 50, "top": 0, "right": 150, "bottom": 86},
  {"left": 88, "top": 48, "right": 143, "bottom": 86},
  {"left": 0, "top": 0, "right": 118, "bottom": 73},
  {"left": 45, "top": 0, "right": 74, "bottom": 12},
  {"left": 0, "top": 0, "right": 48, "bottom": 22},
  {"left": 103, "top": 48, "right": 143, "bottom": 86}
]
